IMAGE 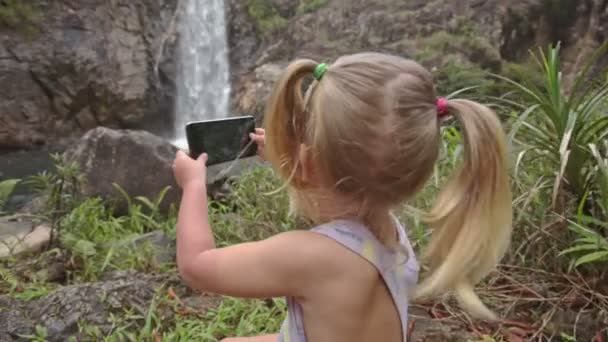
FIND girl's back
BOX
[279,220,418,342]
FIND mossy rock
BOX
[247,0,288,36]
[416,31,502,71]
[0,0,40,37]
[296,0,329,15]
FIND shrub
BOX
[497,43,608,206]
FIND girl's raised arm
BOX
[173,150,339,298]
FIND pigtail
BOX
[264,59,318,186]
[414,99,512,320]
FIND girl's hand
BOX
[249,128,266,160]
[173,150,208,189]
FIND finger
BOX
[198,153,208,165]
[255,128,265,135]
[249,133,264,143]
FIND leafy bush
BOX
[434,58,497,98]
[561,219,608,268]
[415,31,500,98]
[211,167,296,246]
[0,178,19,213]
[24,154,84,246]
[560,143,608,269]
[59,188,176,281]
[498,43,608,206]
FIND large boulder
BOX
[0,271,221,342]
[64,127,261,214]
[0,0,178,150]
[64,128,179,214]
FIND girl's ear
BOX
[299,144,317,185]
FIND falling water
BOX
[173,0,231,149]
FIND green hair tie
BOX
[313,63,328,81]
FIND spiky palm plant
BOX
[497,43,608,207]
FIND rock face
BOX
[0,272,178,342]
[0,0,178,150]
[231,63,284,123]
[2,0,606,149]
[227,0,608,118]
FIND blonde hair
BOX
[263,52,512,320]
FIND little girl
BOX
[173,52,512,342]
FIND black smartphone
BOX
[185,116,257,166]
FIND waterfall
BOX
[173,0,231,149]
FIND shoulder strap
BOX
[312,219,419,342]
[311,220,388,270]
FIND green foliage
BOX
[210,167,296,246]
[200,297,286,339]
[75,290,285,341]
[0,0,40,37]
[416,31,500,97]
[559,144,608,269]
[0,178,19,212]
[560,219,608,268]
[247,0,288,35]
[498,43,608,206]
[24,153,84,246]
[0,266,54,300]
[435,58,496,98]
[59,191,176,282]
[501,61,545,90]
[18,325,48,342]
[296,0,328,15]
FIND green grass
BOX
[0,265,56,301]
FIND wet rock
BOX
[0,0,178,150]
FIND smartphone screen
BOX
[185,116,257,166]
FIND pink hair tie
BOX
[436,97,449,117]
